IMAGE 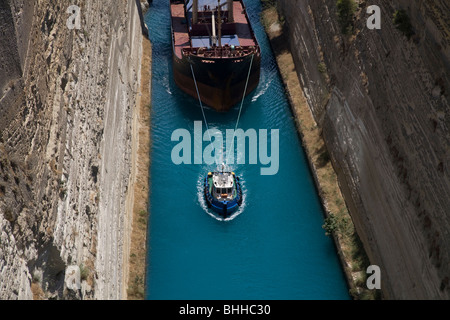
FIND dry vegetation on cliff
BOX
[126,36,152,300]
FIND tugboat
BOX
[204,168,243,217]
[170,0,261,112]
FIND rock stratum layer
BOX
[0,0,144,299]
[277,0,449,299]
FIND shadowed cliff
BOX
[277,0,449,299]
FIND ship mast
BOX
[211,11,216,46]
[193,0,198,24]
[227,0,233,23]
[217,0,222,48]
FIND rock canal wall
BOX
[0,0,146,299]
[277,0,449,299]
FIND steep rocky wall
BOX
[277,0,449,299]
[0,0,34,90]
[0,1,20,93]
[0,0,143,299]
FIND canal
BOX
[145,0,350,299]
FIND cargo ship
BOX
[170,0,261,112]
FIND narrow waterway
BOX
[145,0,350,299]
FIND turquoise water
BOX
[144,0,350,300]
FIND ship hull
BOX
[173,52,260,112]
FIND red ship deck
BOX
[232,1,255,47]
[171,1,257,58]
[171,3,190,58]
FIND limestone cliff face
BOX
[0,0,143,299]
[277,0,449,299]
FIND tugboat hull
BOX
[204,172,243,217]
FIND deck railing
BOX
[182,45,259,58]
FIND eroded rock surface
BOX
[0,0,144,299]
[278,0,449,299]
